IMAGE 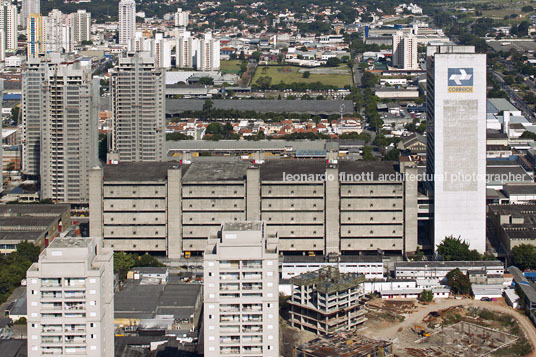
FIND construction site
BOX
[404,321,518,357]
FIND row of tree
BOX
[0,242,41,304]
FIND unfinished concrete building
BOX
[288,267,366,335]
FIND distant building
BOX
[26,13,42,59]
[204,222,279,357]
[289,266,366,335]
[0,3,18,52]
[174,8,189,28]
[26,237,114,356]
[118,0,136,45]
[489,204,536,251]
[21,0,40,28]
[110,52,165,162]
[0,204,71,254]
[392,31,418,70]
[71,9,91,44]
[426,45,487,253]
[395,261,504,281]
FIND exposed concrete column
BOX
[246,166,261,221]
[167,166,182,258]
[403,165,418,254]
[325,164,340,254]
[89,167,103,247]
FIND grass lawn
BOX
[220,60,243,74]
[252,65,352,88]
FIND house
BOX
[397,133,426,154]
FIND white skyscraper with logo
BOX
[426,45,487,252]
[118,0,136,45]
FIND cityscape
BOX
[3,0,536,356]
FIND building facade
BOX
[289,267,366,335]
[0,3,17,51]
[26,237,114,356]
[110,52,165,162]
[426,45,487,252]
[118,0,136,45]
[203,222,279,357]
[174,8,189,28]
[27,13,42,59]
[392,31,418,70]
[22,56,99,202]
[21,0,40,28]
[89,159,418,258]
[198,33,220,71]
[22,54,62,177]
[71,9,91,44]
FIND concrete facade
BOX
[426,46,487,252]
[89,159,419,257]
[203,222,279,357]
[26,237,114,356]
[110,52,165,162]
[118,0,135,46]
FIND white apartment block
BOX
[110,51,165,162]
[198,33,220,71]
[26,237,114,357]
[204,222,279,357]
[71,10,91,44]
[42,10,73,53]
[129,32,171,69]
[426,46,487,252]
[174,8,189,27]
[0,3,17,51]
[118,0,136,45]
[392,31,418,70]
[38,60,99,203]
[176,31,196,69]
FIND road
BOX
[365,298,536,356]
[492,69,536,122]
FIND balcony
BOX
[242,283,262,291]
[242,314,262,322]
[220,315,240,323]
[242,304,262,312]
[42,325,62,333]
[220,336,240,345]
[65,336,86,344]
[242,325,262,333]
[220,347,240,355]
[41,336,63,344]
[242,336,262,344]
[220,305,240,313]
[243,346,263,354]
[65,303,85,311]
[220,283,239,291]
[220,325,240,333]
[241,272,262,280]
[242,261,262,269]
[41,303,62,310]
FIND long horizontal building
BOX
[89,159,418,258]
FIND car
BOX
[480,297,491,302]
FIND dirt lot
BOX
[361,297,536,357]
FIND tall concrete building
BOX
[89,160,418,257]
[204,222,279,357]
[21,0,40,28]
[22,54,63,177]
[0,3,18,51]
[426,45,487,252]
[110,52,165,162]
[42,10,73,53]
[392,30,418,70]
[71,9,91,44]
[27,13,43,59]
[118,0,136,45]
[26,237,114,356]
[174,8,189,27]
[39,60,99,203]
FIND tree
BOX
[16,242,40,263]
[113,252,136,278]
[420,289,434,302]
[302,71,311,79]
[255,76,272,89]
[522,6,534,13]
[521,131,536,140]
[98,133,107,163]
[137,253,165,267]
[437,236,482,261]
[446,268,472,295]
[361,146,377,161]
[166,132,192,141]
[361,72,378,88]
[251,51,261,61]
[199,77,214,85]
[11,106,20,124]
[325,57,341,67]
[512,244,536,271]
[383,148,400,161]
[202,99,214,112]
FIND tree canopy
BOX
[446,268,472,295]
[437,236,482,261]
[512,244,536,271]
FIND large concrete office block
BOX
[26,237,114,356]
[426,46,487,252]
[204,222,279,357]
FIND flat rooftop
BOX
[166,99,355,115]
[48,237,92,249]
[292,266,365,294]
[260,159,326,181]
[167,139,327,152]
[182,161,249,182]
[103,162,180,182]
[0,204,69,216]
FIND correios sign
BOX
[448,68,473,93]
